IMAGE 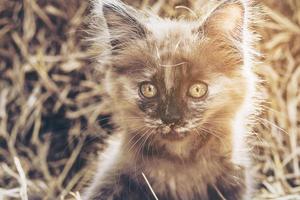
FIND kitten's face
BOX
[136,65,210,140]
[110,36,246,140]
[98,0,249,157]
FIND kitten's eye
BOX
[188,82,208,98]
[139,82,157,98]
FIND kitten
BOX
[83,0,260,199]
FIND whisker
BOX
[256,116,289,135]
[193,126,226,147]
[138,128,153,163]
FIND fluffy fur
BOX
[83,0,261,199]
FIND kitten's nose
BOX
[161,113,181,125]
[161,104,182,125]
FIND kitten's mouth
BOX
[159,125,187,140]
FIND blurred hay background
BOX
[0,0,299,199]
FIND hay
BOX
[253,0,300,199]
[0,0,299,199]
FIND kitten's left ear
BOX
[101,0,147,47]
[202,0,245,41]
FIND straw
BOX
[0,0,299,199]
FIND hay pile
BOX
[0,0,299,199]
[253,0,300,199]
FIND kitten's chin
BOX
[159,127,188,141]
[161,131,187,141]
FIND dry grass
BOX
[0,0,299,199]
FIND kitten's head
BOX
[91,0,258,159]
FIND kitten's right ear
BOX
[202,0,245,41]
[100,0,147,48]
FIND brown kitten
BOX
[83,0,261,199]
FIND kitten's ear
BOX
[202,0,245,40]
[101,0,147,47]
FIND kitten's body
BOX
[84,132,245,200]
[83,0,260,199]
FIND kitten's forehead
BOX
[148,19,198,55]
[146,20,198,92]
[164,66,175,93]
[120,18,243,86]
[161,63,187,93]
[147,19,197,41]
